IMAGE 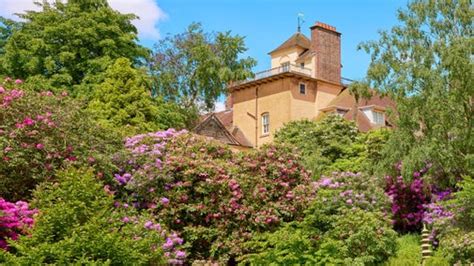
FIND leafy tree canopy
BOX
[87,58,188,136]
[0,0,148,95]
[360,0,473,183]
[149,22,256,111]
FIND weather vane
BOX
[297,13,305,32]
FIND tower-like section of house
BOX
[311,22,341,83]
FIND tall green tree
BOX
[149,22,256,111]
[0,17,20,58]
[87,58,187,136]
[360,0,473,183]
[0,0,148,95]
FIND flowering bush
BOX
[385,163,433,232]
[242,172,396,265]
[113,131,315,263]
[0,198,36,250]
[0,77,122,200]
[0,167,184,265]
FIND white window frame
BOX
[373,110,385,125]
[299,82,306,95]
[262,113,270,135]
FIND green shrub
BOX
[274,116,390,176]
[0,167,184,265]
[242,172,397,265]
[384,234,421,266]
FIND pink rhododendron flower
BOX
[14,79,23,84]
[23,117,35,126]
[35,143,44,149]
[161,197,170,205]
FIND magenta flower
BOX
[23,117,35,126]
[35,143,44,149]
[0,86,5,94]
[175,250,186,259]
[14,79,22,84]
[161,197,170,205]
[144,221,153,229]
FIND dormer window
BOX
[373,111,385,125]
[281,62,290,72]
[299,83,306,95]
[262,113,270,135]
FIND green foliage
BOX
[274,115,388,176]
[360,0,473,183]
[0,0,148,94]
[384,234,421,266]
[149,22,256,111]
[0,78,121,201]
[0,17,20,58]
[431,176,474,264]
[448,175,474,230]
[87,58,188,136]
[242,172,397,265]
[0,167,167,265]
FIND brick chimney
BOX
[310,22,341,83]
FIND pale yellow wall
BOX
[270,47,308,68]
[314,81,343,117]
[232,79,292,147]
[232,78,342,148]
[232,87,257,147]
[290,78,318,120]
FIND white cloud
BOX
[109,0,166,39]
[0,0,41,20]
[214,101,226,112]
[0,0,166,39]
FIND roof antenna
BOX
[297,13,305,33]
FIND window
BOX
[262,113,270,135]
[299,83,306,94]
[281,62,290,72]
[300,63,305,69]
[373,111,385,125]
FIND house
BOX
[194,21,394,148]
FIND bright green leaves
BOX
[149,22,256,111]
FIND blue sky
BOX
[2,0,407,80]
[148,0,408,80]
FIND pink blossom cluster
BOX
[315,172,385,211]
[0,198,37,250]
[0,88,24,108]
[119,215,186,264]
[124,129,187,155]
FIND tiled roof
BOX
[268,32,311,54]
[317,88,396,132]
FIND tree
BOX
[0,0,148,95]
[0,17,19,58]
[87,58,188,136]
[360,0,473,183]
[149,22,256,111]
